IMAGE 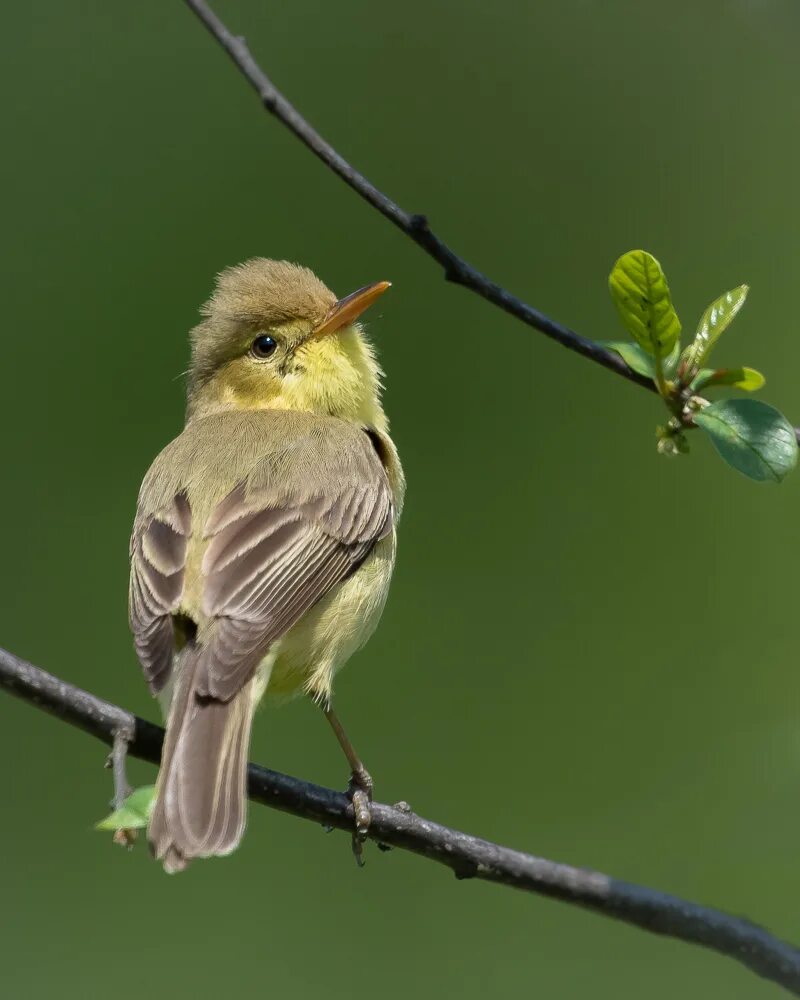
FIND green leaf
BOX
[96,785,156,832]
[603,340,681,379]
[603,340,655,378]
[683,285,748,372]
[608,250,682,357]
[691,366,765,392]
[694,399,797,482]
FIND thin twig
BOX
[109,730,132,810]
[1,645,799,994]
[182,0,653,389]
[181,0,800,443]
[107,729,136,848]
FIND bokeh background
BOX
[2,1,799,997]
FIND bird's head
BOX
[186,258,390,429]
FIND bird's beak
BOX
[311,280,391,340]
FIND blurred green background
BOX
[2,1,800,997]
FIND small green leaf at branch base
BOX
[603,340,681,379]
[694,399,797,482]
[691,367,765,392]
[96,785,156,832]
[682,285,748,374]
[608,250,681,357]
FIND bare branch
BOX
[182,0,655,389]
[2,644,800,994]
[181,0,800,443]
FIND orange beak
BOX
[311,280,391,339]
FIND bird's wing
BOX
[129,415,394,701]
[129,492,192,694]
[196,469,393,701]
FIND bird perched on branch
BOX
[129,259,404,872]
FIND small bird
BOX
[129,259,404,872]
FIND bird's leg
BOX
[323,706,373,866]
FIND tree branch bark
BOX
[181,0,800,443]
[2,644,800,995]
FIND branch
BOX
[183,0,654,389]
[182,0,800,443]
[2,645,800,995]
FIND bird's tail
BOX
[148,646,255,873]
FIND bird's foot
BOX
[347,765,373,867]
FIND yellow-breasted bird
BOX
[129,259,404,872]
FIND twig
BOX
[1,644,799,994]
[107,729,135,848]
[181,0,800,443]
[182,0,653,389]
[109,730,132,809]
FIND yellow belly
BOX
[262,530,396,705]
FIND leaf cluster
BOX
[605,250,797,482]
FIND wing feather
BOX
[129,492,191,693]
[195,474,392,701]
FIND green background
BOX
[2,1,799,997]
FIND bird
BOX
[128,258,404,873]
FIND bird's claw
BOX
[347,766,373,867]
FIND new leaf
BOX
[96,785,156,832]
[608,250,681,357]
[691,367,765,392]
[603,341,681,379]
[681,285,748,375]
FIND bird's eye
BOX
[251,334,278,359]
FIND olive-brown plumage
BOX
[129,260,403,872]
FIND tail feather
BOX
[149,647,255,873]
